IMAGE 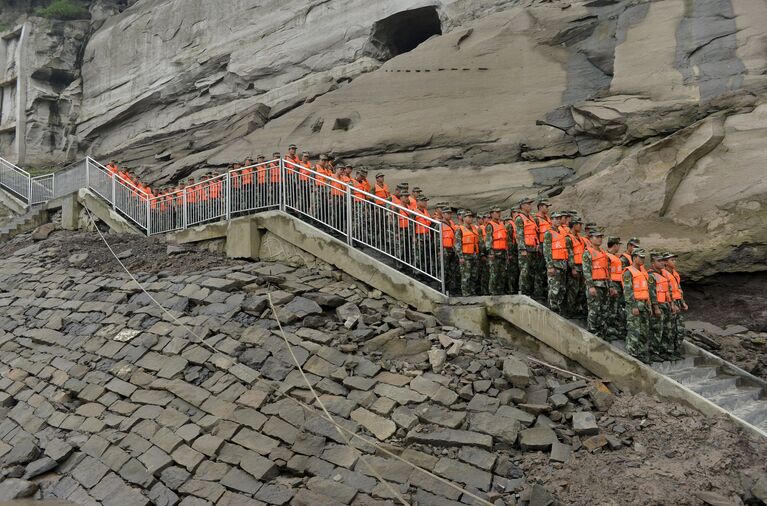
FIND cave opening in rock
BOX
[366,6,442,61]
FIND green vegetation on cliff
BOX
[35,0,90,19]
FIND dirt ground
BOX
[523,393,767,506]
[0,228,244,275]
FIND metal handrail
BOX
[0,154,447,293]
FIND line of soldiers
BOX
[442,199,689,363]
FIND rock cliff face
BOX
[6,0,767,278]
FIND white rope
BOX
[267,294,411,506]
[83,207,494,505]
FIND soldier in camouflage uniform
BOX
[605,236,624,341]
[565,217,587,318]
[620,237,641,270]
[437,206,460,296]
[485,207,509,295]
[506,206,520,295]
[543,212,567,313]
[582,230,609,338]
[476,214,490,295]
[454,211,481,296]
[648,252,673,361]
[623,249,651,363]
[515,198,538,296]
[664,252,687,360]
[534,200,552,300]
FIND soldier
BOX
[439,206,460,295]
[414,195,433,273]
[648,252,673,361]
[605,236,625,341]
[534,199,552,299]
[582,230,609,338]
[623,249,651,363]
[454,211,481,296]
[285,144,300,164]
[565,217,587,318]
[543,212,568,313]
[664,252,687,360]
[485,206,509,295]
[477,213,490,295]
[515,198,539,296]
[506,206,520,295]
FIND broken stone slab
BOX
[582,434,608,452]
[350,408,396,441]
[549,441,572,463]
[503,356,530,387]
[469,412,521,445]
[572,411,599,436]
[433,457,493,491]
[427,348,447,372]
[518,427,558,451]
[405,428,493,449]
[415,404,467,429]
[0,478,38,500]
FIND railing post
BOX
[85,159,90,188]
[346,185,353,245]
[27,177,32,206]
[439,225,446,294]
[225,173,231,221]
[146,197,151,235]
[51,175,56,200]
[279,159,286,212]
[111,174,116,209]
[182,191,188,229]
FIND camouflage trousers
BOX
[444,249,461,296]
[507,246,519,294]
[459,255,480,296]
[650,303,673,359]
[566,267,586,317]
[533,249,548,299]
[518,250,536,295]
[669,302,685,356]
[547,267,567,314]
[605,285,624,342]
[479,255,490,295]
[586,285,609,338]
[488,251,508,295]
[626,302,650,363]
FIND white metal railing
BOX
[0,155,446,292]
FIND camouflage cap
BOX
[537,199,551,207]
[633,248,647,258]
[627,237,641,246]
[302,152,310,157]
[650,250,666,260]
[663,251,677,259]
[400,182,409,189]
[376,173,385,178]
[519,197,534,205]
[607,236,622,244]
[319,154,329,160]
[571,217,583,225]
[567,210,579,216]
[288,143,297,149]
[550,211,563,218]
[412,186,422,192]
[463,210,474,217]
[441,206,452,212]
[400,190,410,196]
[360,168,368,174]
[490,206,502,213]
[416,195,429,202]
[589,229,605,237]
[257,154,266,159]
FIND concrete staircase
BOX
[652,356,767,433]
[0,205,49,241]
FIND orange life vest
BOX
[489,221,508,251]
[299,161,312,182]
[415,209,431,235]
[621,252,632,266]
[536,214,551,243]
[550,229,568,261]
[391,196,409,229]
[352,180,367,202]
[330,174,347,197]
[375,183,390,200]
[242,167,253,185]
[587,246,609,281]
[651,271,670,304]
[663,269,682,301]
[607,252,623,282]
[627,266,650,301]
[460,225,480,255]
[442,221,455,248]
[314,164,328,186]
[571,234,585,265]
[270,162,281,183]
[519,213,539,247]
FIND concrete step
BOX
[731,401,767,428]
[709,386,763,411]
[687,376,739,398]
[667,366,718,385]
[651,356,696,374]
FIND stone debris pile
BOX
[0,237,656,506]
